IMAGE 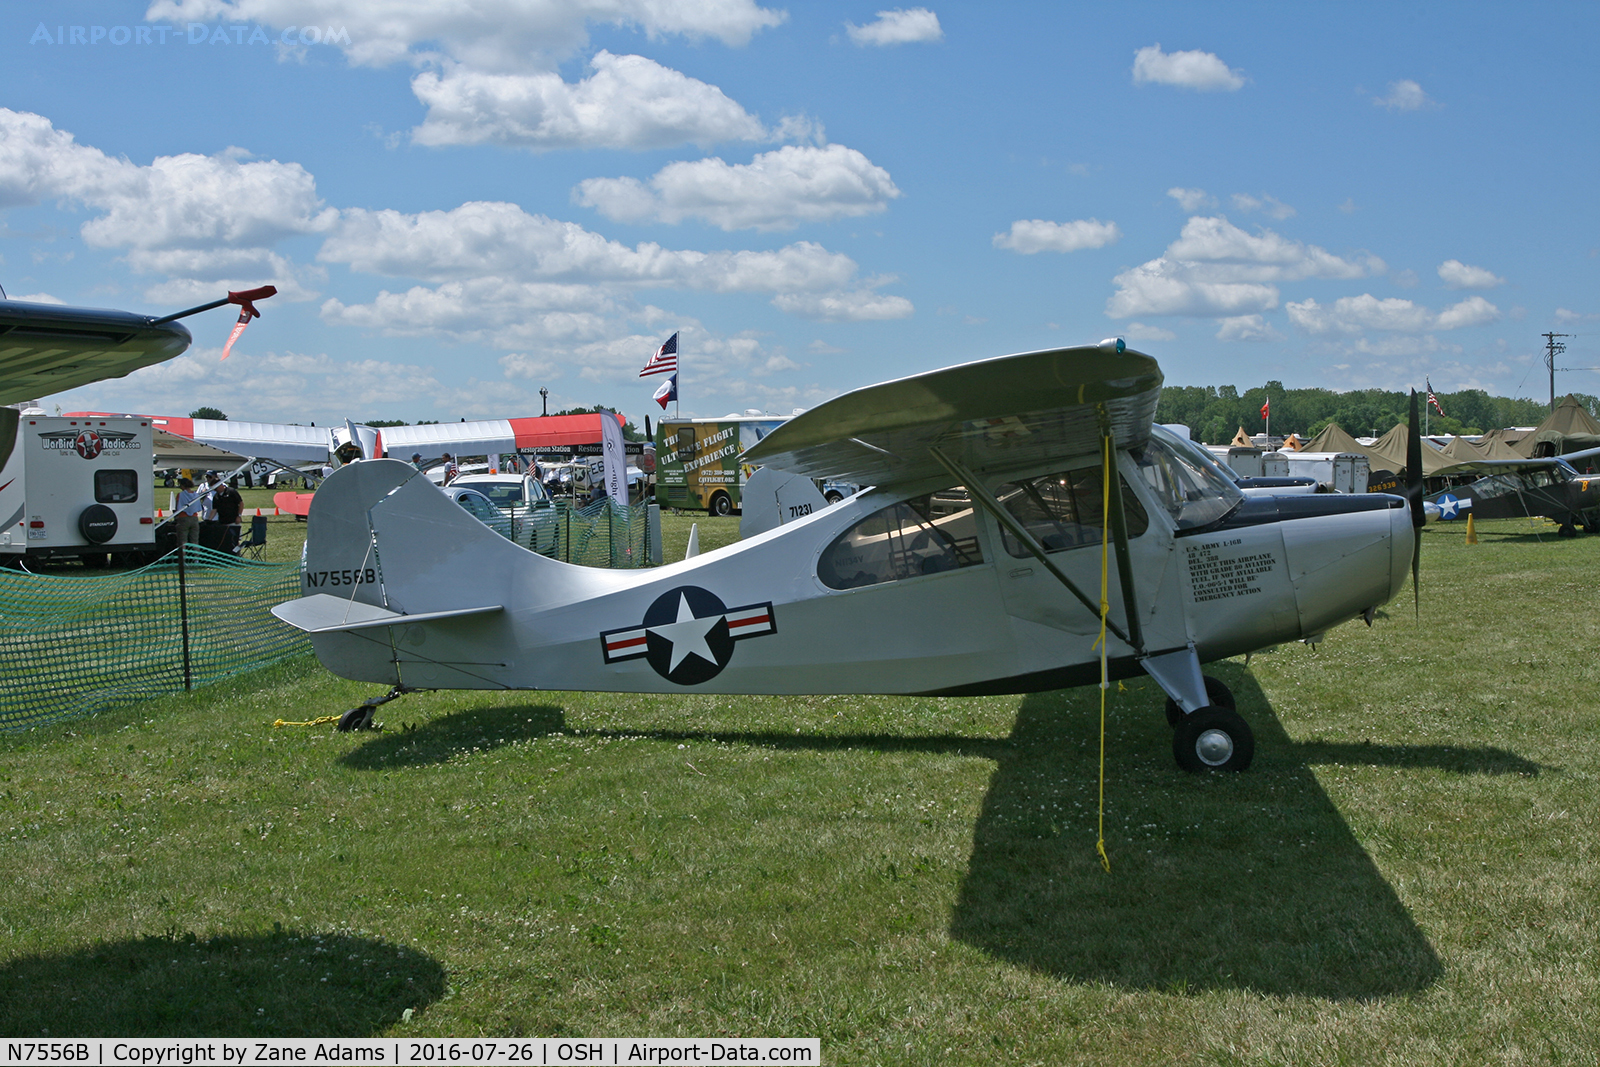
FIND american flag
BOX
[1426,379,1445,416]
[640,332,678,377]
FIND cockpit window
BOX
[993,466,1148,558]
[1134,426,1244,530]
[818,490,984,590]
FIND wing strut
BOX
[1099,424,1145,654]
[927,445,1136,649]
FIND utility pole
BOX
[1544,332,1570,411]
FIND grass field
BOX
[2,514,1597,1063]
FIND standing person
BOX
[441,452,459,485]
[212,475,244,553]
[173,477,202,545]
[412,452,426,471]
[200,472,221,522]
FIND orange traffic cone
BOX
[1465,513,1478,544]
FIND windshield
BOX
[1133,426,1244,530]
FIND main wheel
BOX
[1172,707,1254,773]
[1164,675,1235,727]
[708,492,732,517]
[824,490,844,504]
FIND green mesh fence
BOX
[0,501,652,730]
[0,546,309,731]
[555,497,650,568]
[506,498,651,567]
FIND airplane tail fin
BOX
[279,458,633,688]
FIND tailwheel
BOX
[337,706,376,732]
[1164,675,1235,728]
[1172,707,1254,773]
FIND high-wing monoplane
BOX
[273,342,1421,772]
[1429,447,1600,535]
[0,287,275,467]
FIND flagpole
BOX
[676,330,681,419]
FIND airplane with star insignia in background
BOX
[272,339,1427,773]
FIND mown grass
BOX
[1,515,1596,1063]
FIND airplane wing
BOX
[742,342,1162,486]
[65,410,630,464]
[0,299,192,404]
[380,412,628,457]
[1432,444,1600,477]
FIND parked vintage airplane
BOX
[273,341,1422,772]
[0,286,275,467]
[1429,446,1600,535]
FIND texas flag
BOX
[653,373,677,409]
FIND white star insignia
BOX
[646,592,721,672]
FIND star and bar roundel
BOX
[600,585,776,686]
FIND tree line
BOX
[1154,383,1600,445]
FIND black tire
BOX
[1164,675,1235,727]
[337,707,373,732]
[825,491,844,504]
[1172,707,1254,773]
[709,492,732,517]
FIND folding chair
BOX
[237,514,268,559]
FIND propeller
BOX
[1406,389,1424,616]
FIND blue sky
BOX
[1,1,1595,426]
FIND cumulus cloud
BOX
[318,200,911,330]
[992,218,1121,254]
[1167,187,1214,212]
[1132,44,1245,91]
[145,0,787,71]
[1286,294,1499,335]
[845,8,943,46]
[1437,259,1504,290]
[1107,216,1379,318]
[411,52,768,150]
[1373,79,1435,111]
[575,144,900,231]
[770,286,914,322]
[319,201,865,293]
[49,344,475,423]
[1555,307,1600,324]
[0,108,333,298]
[147,2,787,153]
[1123,322,1177,342]
[1230,192,1295,220]
[1215,314,1283,342]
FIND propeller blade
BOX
[1408,389,1423,616]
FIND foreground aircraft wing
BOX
[0,299,192,404]
[743,342,1162,486]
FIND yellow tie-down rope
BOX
[273,715,342,728]
[1090,432,1113,873]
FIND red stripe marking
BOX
[607,634,648,652]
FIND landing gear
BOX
[1164,674,1234,727]
[337,706,376,732]
[1172,707,1254,773]
[335,685,413,732]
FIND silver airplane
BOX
[273,341,1420,772]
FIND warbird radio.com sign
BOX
[38,428,142,460]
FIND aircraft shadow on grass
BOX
[337,669,1541,1001]
[0,929,445,1037]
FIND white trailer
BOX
[0,414,156,564]
[1282,451,1370,494]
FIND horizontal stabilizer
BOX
[271,593,502,634]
